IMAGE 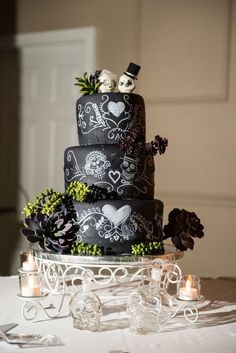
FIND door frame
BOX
[15,27,96,71]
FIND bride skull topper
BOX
[98,69,117,93]
[118,63,141,93]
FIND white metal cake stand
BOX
[32,244,184,295]
[19,245,201,324]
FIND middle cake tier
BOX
[64,145,155,199]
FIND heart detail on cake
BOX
[102,204,131,227]
[107,101,125,117]
[81,225,89,232]
[108,170,121,184]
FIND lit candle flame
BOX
[186,279,191,289]
[28,253,34,263]
[186,275,193,289]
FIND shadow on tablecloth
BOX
[99,297,236,333]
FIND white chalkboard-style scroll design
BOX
[65,149,113,183]
[118,154,154,197]
[77,94,144,142]
[65,149,86,181]
[65,150,111,182]
[84,151,111,179]
[65,150,153,197]
[77,204,154,243]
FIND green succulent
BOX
[131,241,164,256]
[74,71,101,95]
[70,241,103,256]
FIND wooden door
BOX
[16,28,96,212]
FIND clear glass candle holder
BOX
[177,275,201,301]
[20,251,32,267]
[18,269,42,298]
[20,251,38,272]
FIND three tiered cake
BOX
[64,91,164,255]
[20,63,204,256]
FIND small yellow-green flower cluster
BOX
[41,191,63,215]
[131,241,164,256]
[70,241,103,256]
[66,181,90,202]
[22,188,63,217]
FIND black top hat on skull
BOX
[124,63,141,80]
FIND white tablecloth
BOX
[0,276,235,353]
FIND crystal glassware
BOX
[20,251,32,267]
[177,274,201,301]
[127,260,172,334]
[69,270,102,332]
[18,269,42,297]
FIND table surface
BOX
[0,276,235,353]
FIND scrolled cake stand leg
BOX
[20,292,67,321]
[171,302,199,323]
[162,263,182,290]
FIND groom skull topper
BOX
[118,63,141,93]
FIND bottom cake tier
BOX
[73,199,164,255]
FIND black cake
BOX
[64,92,164,255]
[21,66,204,256]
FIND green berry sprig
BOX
[74,71,101,95]
[66,181,120,203]
[22,188,63,217]
[131,241,164,256]
[70,241,103,256]
[66,181,90,202]
[23,181,119,219]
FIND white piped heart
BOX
[108,170,121,184]
[102,204,131,227]
[108,101,125,117]
[82,225,89,232]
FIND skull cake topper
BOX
[118,63,141,93]
[98,69,117,93]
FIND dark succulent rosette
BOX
[21,204,79,254]
[20,182,120,253]
[163,208,204,251]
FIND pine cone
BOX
[163,208,204,251]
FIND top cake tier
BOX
[76,93,145,146]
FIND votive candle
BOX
[22,253,38,272]
[19,271,41,297]
[177,275,200,301]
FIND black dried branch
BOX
[118,127,168,157]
